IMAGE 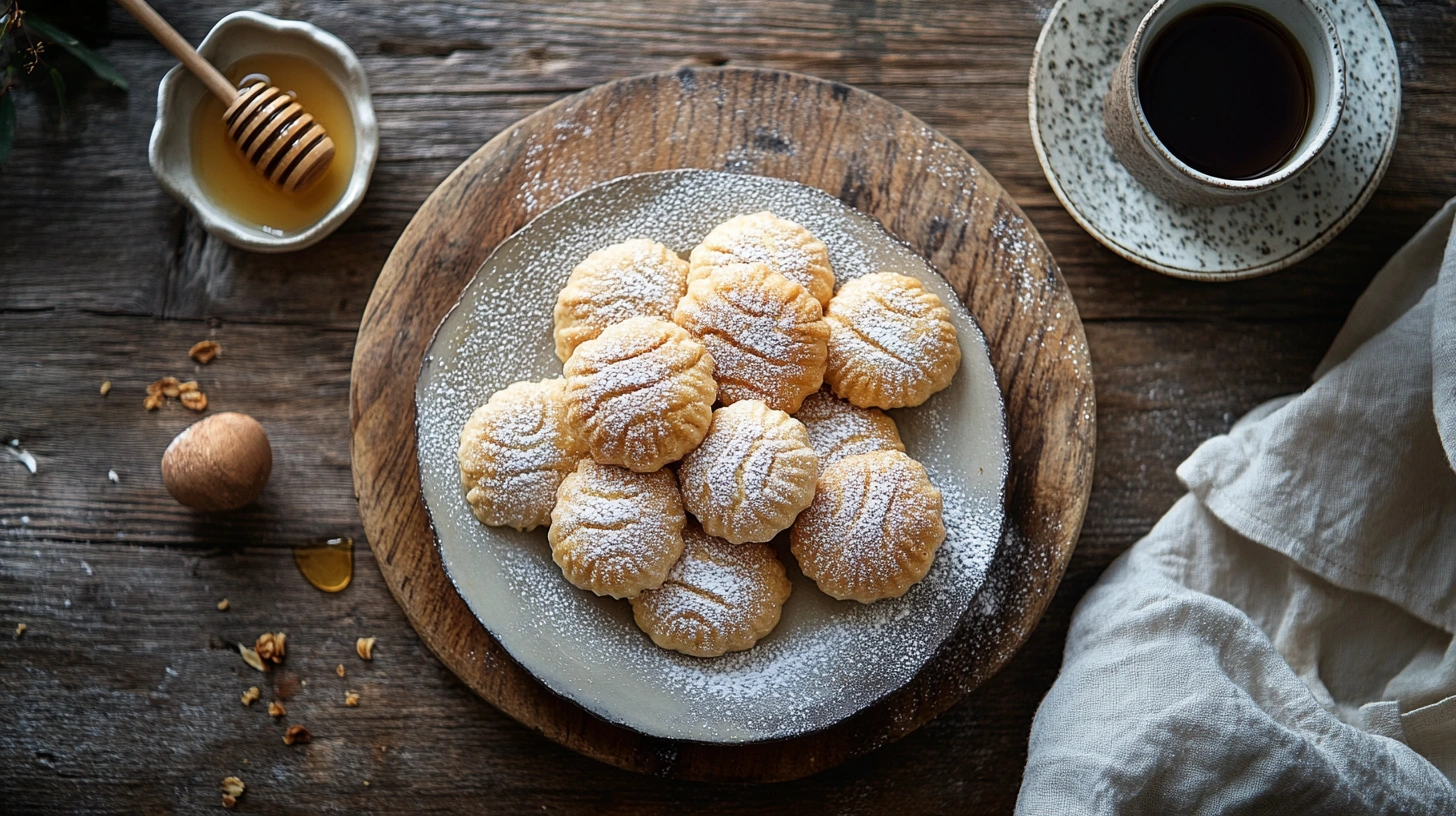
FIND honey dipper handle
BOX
[114,0,239,103]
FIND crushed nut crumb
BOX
[356,637,376,660]
[345,692,359,707]
[180,390,208,412]
[100,380,111,396]
[217,599,229,611]
[178,380,199,393]
[191,340,221,364]
[282,724,311,745]
[144,393,164,411]
[336,664,345,678]
[240,644,268,672]
[255,632,286,664]
[15,623,27,637]
[268,700,286,718]
[241,686,260,706]
[221,777,244,796]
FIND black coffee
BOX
[1138,5,1313,180]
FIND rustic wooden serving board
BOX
[350,67,1095,782]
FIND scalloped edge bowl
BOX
[149,11,378,253]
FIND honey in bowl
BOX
[191,54,355,235]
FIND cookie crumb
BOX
[282,725,310,745]
[217,599,229,611]
[268,700,286,718]
[336,664,345,678]
[345,692,359,707]
[241,686,260,706]
[356,637,376,660]
[191,340,221,364]
[100,380,111,396]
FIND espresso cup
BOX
[1102,0,1346,207]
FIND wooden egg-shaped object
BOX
[162,412,273,512]
[224,81,337,192]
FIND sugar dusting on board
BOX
[416,170,1011,742]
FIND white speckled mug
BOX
[1102,0,1345,207]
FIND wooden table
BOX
[2,1,1452,812]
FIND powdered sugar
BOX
[416,170,1008,742]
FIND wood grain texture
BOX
[351,67,1095,781]
[3,0,1454,810]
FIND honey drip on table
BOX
[191,54,355,234]
[294,536,354,592]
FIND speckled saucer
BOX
[415,170,1009,744]
[1030,0,1400,280]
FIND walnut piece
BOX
[336,664,346,678]
[158,377,182,398]
[180,390,208,412]
[190,340,221,364]
[240,686,260,706]
[221,777,244,796]
[268,700,286,718]
[239,644,268,672]
[217,599,229,611]
[255,632,286,664]
[283,724,311,745]
[179,380,199,393]
[144,393,164,411]
[345,692,360,707]
[222,795,237,809]
[356,637,376,660]
[100,380,111,396]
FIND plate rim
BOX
[413,168,1012,745]
[1027,0,1401,281]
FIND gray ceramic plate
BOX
[1030,0,1400,280]
[415,170,1009,743]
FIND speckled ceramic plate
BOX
[414,170,1009,744]
[1030,0,1400,280]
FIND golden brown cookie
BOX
[563,316,717,472]
[631,523,792,657]
[790,450,945,603]
[553,239,690,362]
[793,388,905,468]
[689,212,835,308]
[457,377,585,531]
[677,400,819,545]
[673,262,829,413]
[824,272,961,409]
[548,459,686,599]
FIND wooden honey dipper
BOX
[117,0,336,192]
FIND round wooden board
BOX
[350,67,1095,782]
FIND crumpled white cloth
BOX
[1017,198,1456,815]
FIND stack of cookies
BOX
[457,213,962,658]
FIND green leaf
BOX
[0,93,15,166]
[49,67,65,109]
[23,15,128,91]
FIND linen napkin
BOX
[1017,199,1456,814]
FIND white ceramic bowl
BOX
[149,11,378,252]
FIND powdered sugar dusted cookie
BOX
[553,239,690,362]
[689,211,835,308]
[631,523,792,657]
[548,459,686,599]
[791,450,945,603]
[673,262,828,413]
[564,316,717,472]
[457,377,585,531]
[824,272,961,409]
[677,400,819,545]
[793,388,905,468]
